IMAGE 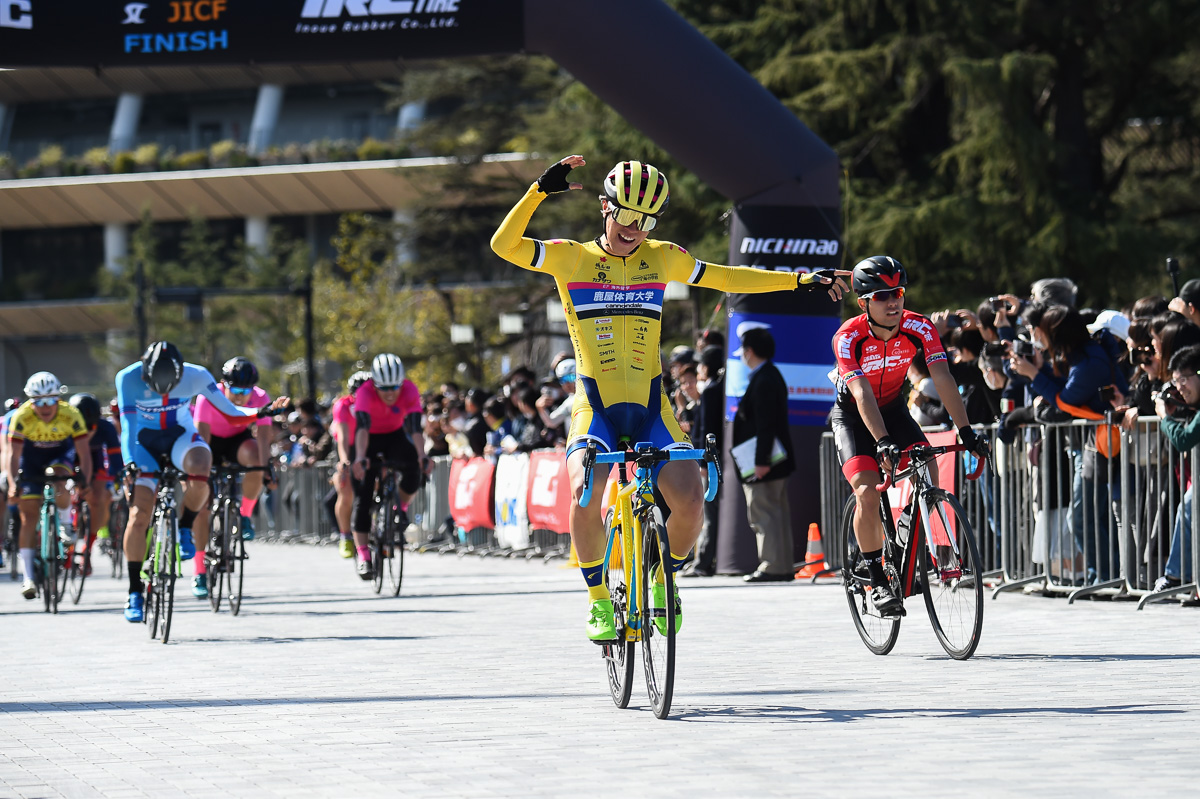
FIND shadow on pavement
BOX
[968,653,1200,662]
[0,692,590,713]
[673,703,1185,723]
[188,634,428,645]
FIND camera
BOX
[1153,386,1193,418]
[1013,339,1035,359]
[944,314,963,330]
[989,297,1006,314]
[982,341,1007,358]
[1130,346,1155,367]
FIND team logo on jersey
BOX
[595,318,612,324]
[596,333,613,341]
[837,331,859,359]
[902,316,935,341]
[639,260,650,270]
[860,354,885,373]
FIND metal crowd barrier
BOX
[821,416,1200,609]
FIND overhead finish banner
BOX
[0,1,523,66]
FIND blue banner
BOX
[725,311,841,427]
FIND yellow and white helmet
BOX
[603,160,670,216]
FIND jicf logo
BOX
[0,0,32,30]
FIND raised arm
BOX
[490,155,584,276]
[663,246,848,300]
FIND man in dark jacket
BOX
[731,327,795,582]
[682,346,725,577]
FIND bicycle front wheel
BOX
[640,508,676,720]
[919,489,984,660]
[158,517,178,643]
[601,507,634,709]
[68,503,91,605]
[371,505,385,595]
[205,502,225,613]
[382,503,403,597]
[228,507,245,616]
[109,500,127,579]
[841,495,901,656]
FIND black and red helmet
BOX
[852,255,908,296]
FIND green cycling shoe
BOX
[651,581,682,635]
[586,598,618,642]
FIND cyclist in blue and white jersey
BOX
[115,341,288,623]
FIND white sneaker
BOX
[20,579,36,599]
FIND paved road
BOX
[0,543,1197,798]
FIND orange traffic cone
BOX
[796,523,832,579]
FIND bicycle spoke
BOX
[842,495,901,655]
[640,509,675,719]
[601,507,634,709]
[921,490,984,660]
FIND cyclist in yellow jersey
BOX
[491,154,849,640]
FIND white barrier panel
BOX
[494,453,530,549]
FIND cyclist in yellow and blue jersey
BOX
[4,372,92,600]
[491,154,849,641]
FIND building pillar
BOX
[248,84,284,155]
[396,100,425,133]
[0,103,12,153]
[246,216,269,254]
[104,223,129,274]
[109,93,143,153]
[392,209,415,266]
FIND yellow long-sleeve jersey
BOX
[491,183,804,408]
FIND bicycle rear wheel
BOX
[370,502,385,595]
[601,507,634,709]
[919,489,984,660]
[841,495,901,656]
[147,530,161,639]
[109,499,127,579]
[382,502,403,597]
[67,503,91,605]
[205,502,225,613]
[640,508,676,720]
[228,506,245,616]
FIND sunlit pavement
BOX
[1,543,1197,797]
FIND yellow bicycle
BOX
[579,435,721,719]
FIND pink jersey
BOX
[353,378,421,435]
[193,384,272,439]
[330,395,355,443]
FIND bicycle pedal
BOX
[592,637,619,646]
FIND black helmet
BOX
[221,356,259,389]
[69,393,102,430]
[851,255,908,296]
[141,341,184,395]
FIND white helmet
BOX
[371,353,405,387]
[24,371,62,398]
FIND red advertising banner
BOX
[886,430,958,546]
[448,457,495,531]
[525,451,571,535]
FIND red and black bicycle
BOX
[841,443,987,660]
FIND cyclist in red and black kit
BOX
[830,256,989,615]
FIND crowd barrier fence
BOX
[820,417,1200,609]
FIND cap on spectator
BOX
[668,346,695,365]
[287,411,302,424]
[916,377,939,400]
[1086,309,1130,341]
[1179,279,1200,308]
[554,359,576,383]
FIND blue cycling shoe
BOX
[240,515,255,541]
[177,528,195,561]
[124,592,144,623]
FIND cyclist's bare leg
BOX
[193,500,212,550]
[180,447,212,515]
[333,464,353,533]
[656,460,704,560]
[123,485,155,562]
[87,482,111,537]
[16,496,40,549]
[566,448,608,563]
[849,470,885,552]
[236,438,263,503]
[51,464,72,509]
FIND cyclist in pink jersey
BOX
[190,357,275,599]
[328,370,370,559]
[349,354,425,580]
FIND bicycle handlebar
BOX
[579,434,722,508]
[874,443,987,492]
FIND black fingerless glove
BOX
[536,162,574,194]
[959,425,990,459]
[875,436,899,466]
[797,269,836,289]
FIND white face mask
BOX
[449,417,466,432]
[696,379,709,393]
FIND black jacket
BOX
[731,361,794,483]
[696,375,725,450]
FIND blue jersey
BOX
[89,418,124,475]
[115,362,256,466]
